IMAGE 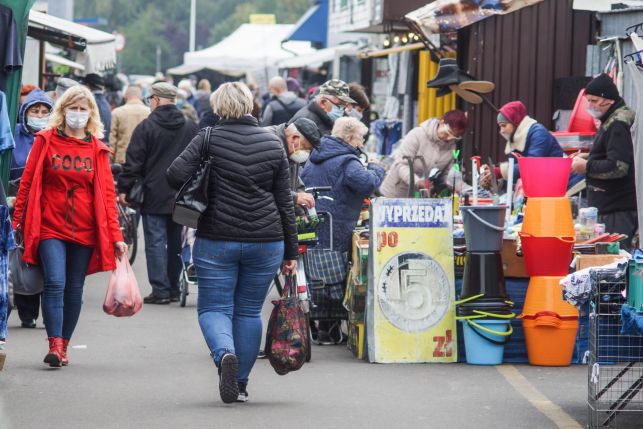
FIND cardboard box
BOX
[576,254,624,271]
[348,321,365,360]
[501,239,529,279]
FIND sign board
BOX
[367,198,457,363]
[249,14,276,25]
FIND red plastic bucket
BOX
[519,233,575,276]
[514,154,572,197]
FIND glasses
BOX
[323,96,345,109]
[145,95,156,104]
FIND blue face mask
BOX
[176,100,185,109]
[27,115,49,131]
[327,104,344,121]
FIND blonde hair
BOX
[209,82,253,119]
[48,85,104,139]
[332,117,368,143]
[198,79,211,92]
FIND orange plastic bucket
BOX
[522,314,579,366]
[514,154,572,198]
[522,197,574,237]
[519,234,574,276]
[521,276,579,317]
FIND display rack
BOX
[587,266,643,428]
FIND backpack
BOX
[265,275,309,375]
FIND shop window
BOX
[340,0,348,10]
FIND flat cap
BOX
[318,79,356,104]
[292,117,321,149]
[150,82,178,100]
[55,77,79,93]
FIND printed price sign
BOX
[367,198,456,363]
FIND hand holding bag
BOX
[172,127,213,228]
[103,255,143,317]
[264,275,309,375]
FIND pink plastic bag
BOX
[103,256,143,317]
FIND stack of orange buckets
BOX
[515,154,579,366]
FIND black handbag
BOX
[127,180,144,209]
[172,127,213,229]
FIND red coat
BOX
[13,129,124,275]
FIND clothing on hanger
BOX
[0,91,15,153]
[0,5,23,92]
[372,119,403,156]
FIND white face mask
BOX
[65,110,90,129]
[27,115,49,131]
[290,149,311,164]
[500,131,512,142]
[586,106,603,119]
[348,109,363,120]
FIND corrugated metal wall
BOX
[417,51,457,123]
[457,0,596,166]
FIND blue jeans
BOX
[142,214,182,298]
[38,239,93,339]
[194,238,284,385]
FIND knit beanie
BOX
[585,73,619,101]
[498,101,527,126]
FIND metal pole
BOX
[156,45,162,74]
[189,0,196,52]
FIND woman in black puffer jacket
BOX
[167,82,297,404]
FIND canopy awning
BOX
[45,52,85,71]
[276,43,358,69]
[406,0,544,38]
[28,10,116,72]
[166,63,244,77]
[283,0,328,48]
[170,24,313,77]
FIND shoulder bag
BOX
[172,127,214,229]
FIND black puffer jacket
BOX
[167,116,298,260]
[118,104,198,214]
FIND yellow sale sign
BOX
[367,198,456,363]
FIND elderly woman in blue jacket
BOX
[481,100,564,186]
[301,117,385,254]
[11,89,53,181]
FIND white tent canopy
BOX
[28,10,116,73]
[276,43,358,69]
[169,24,313,81]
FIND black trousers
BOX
[599,210,639,252]
[14,293,41,322]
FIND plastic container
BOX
[522,314,579,366]
[628,259,643,312]
[460,252,507,300]
[460,206,507,252]
[461,319,512,365]
[522,197,574,237]
[521,276,579,317]
[514,154,572,198]
[519,233,574,276]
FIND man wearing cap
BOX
[82,73,112,143]
[290,79,356,136]
[571,73,638,251]
[265,117,321,212]
[118,82,199,304]
[51,77,79,101]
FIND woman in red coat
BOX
[12,85,127,368]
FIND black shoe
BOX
[143,294,170,305]
[218,353,239,404]
[237,383,248,403]
[169,296,180,303]
[21,319,37,329]
[257,350,267,359]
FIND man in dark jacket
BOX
[82,73,112,144]
[118,82,199,304]
[571,73,638,251]
[290,79,356,136]
[265,117,321,211]
[261,77,306,126]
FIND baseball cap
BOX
[318,79,356,104]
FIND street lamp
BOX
[189,0,196,52]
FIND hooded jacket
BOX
[261,92,306,126]
[117,104,199,214]
[12,129,123,275]
[290,99,334,136]
[11,89,53,180]
[586,98,637,214]
[301,135,385,253]
[167,116,298,260]
[379,118,455,198]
